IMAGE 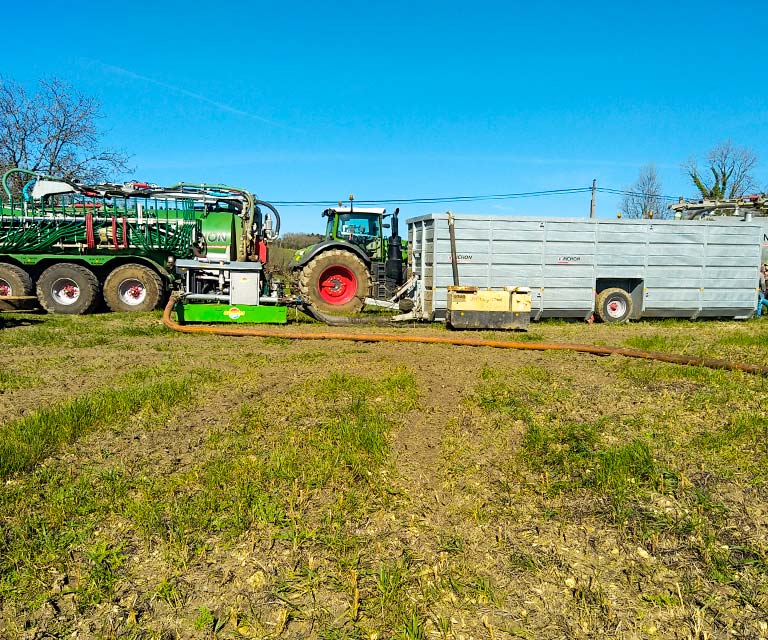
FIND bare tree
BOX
[685,140,758,200]
[621,164,669,219]
[0,77,131,194]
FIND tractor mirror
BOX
[382,224,390,229]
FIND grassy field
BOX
[1,311,767,639]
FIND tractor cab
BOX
[293,203,407,315]
[323,207,387,260]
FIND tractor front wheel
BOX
[299,250,371,314]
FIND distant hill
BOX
[274,232,324,250]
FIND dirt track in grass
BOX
[1,311,768,639]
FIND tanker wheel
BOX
[299,249,371,314]
[37,263,100,315]
[0,263,33,297]
[103,264,163,312]
[595,287,633,323]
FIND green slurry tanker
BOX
[0,168,281,315]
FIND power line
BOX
[270,185,681,207]
[270,187,593,207]
[597,187,679,201]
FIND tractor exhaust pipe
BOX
[386,207,404,284]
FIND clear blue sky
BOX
[4,0,766,233]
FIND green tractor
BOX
[293,204,408,314]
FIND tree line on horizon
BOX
[0,76,764,221]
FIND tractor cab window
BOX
[337,214,380,243]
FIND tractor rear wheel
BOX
[299,249,371,314]
[104,264,163,312]
[37,263,100,314]
[0,263,33,297]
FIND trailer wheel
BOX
[37,264,100,315]
[0,263,33,297]
[299,249,371,314]
[103,264,163,312]
[596,287,633,323]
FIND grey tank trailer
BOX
[406,213,763,322]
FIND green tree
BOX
[685,140,758,200]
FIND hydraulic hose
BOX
[2,168,51,199]
[22,180,35,202]
[301,304,400,326]
[162,296,768,376]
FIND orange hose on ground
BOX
[162,297,768,376]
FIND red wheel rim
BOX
[318,265,357,305]
[606,298,627,318]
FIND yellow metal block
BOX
[508,287,532,313]
[446,286,532,331]
[447,286,510,312]
[447,286,532,313]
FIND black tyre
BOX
[595,287,633,323]
[103,264,163,312]
[299,249,371,314]
[37,263,100,315]
[0,263,33,297]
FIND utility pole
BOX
[589,179,597,218]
